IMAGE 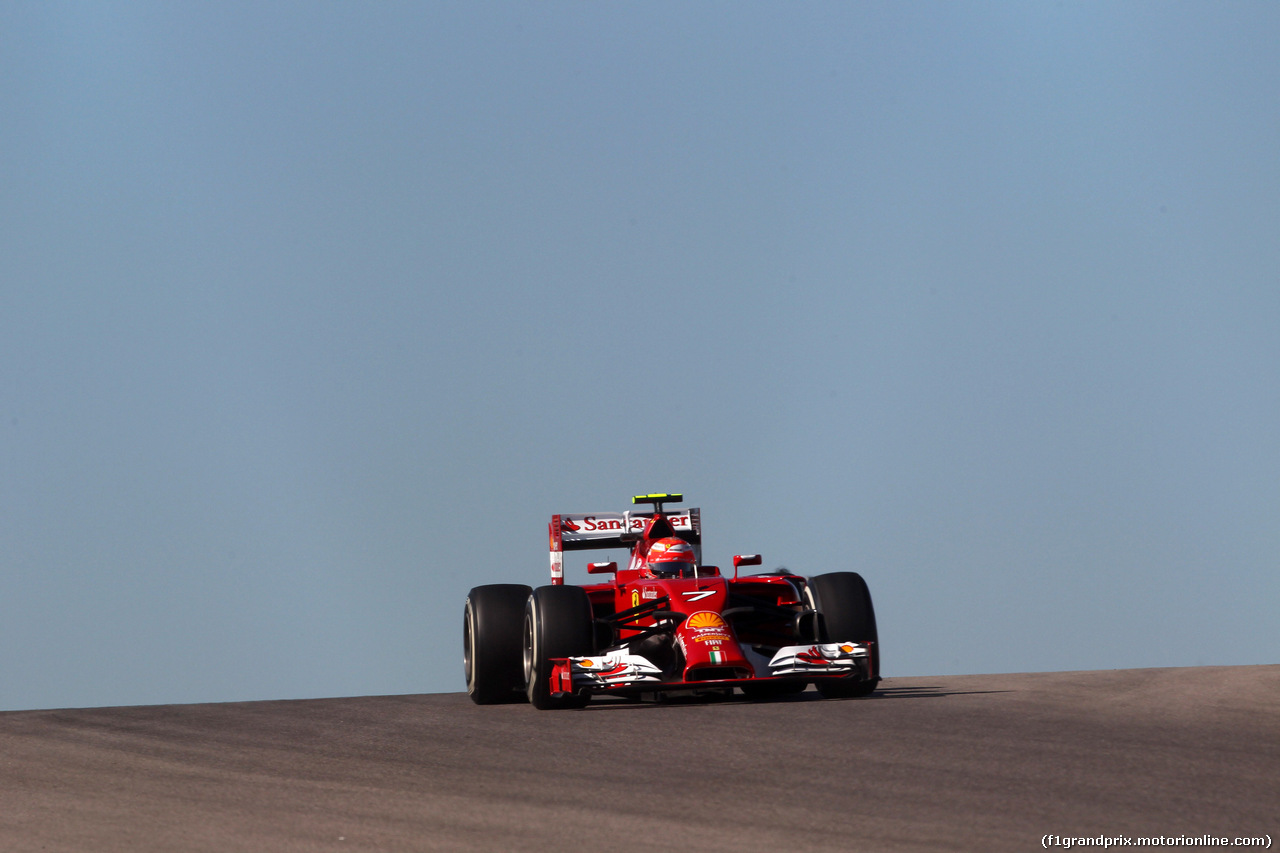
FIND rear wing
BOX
[548,508,701,584]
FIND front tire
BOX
[807,572,880,698]
[524,585,594,710]
[464,584,532,704]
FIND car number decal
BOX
[683,590,715,601]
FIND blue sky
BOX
[3,2,1277,710]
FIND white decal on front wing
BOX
[568,654,663,686]
[768,642,868,675]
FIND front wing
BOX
[550,642,873,697]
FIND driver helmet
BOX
[644,537,697,579]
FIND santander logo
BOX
[584,517,628,531]
[562,514,692,533]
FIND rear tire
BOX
[464,584,532,704]
[807,572,880,698]
[524,585,594,710]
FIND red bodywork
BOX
[545,502,871,699]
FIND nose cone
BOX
[676,610,753,681]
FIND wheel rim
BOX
[463,602,475,690]
[522,602,536,689]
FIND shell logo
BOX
[687,612,727,630]
[839,644,855,654]
[580,660,595,668]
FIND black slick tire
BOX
[464,584,532,704]
[524,585,594,710]
[807,572,880,698]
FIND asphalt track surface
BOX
[2,666,1276,852]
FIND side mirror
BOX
[587,561,618,575]
[732,554,761,579]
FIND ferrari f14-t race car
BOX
[463,494,880,709]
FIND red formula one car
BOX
[463,494,880,709]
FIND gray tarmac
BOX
[2,665,1276,852]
